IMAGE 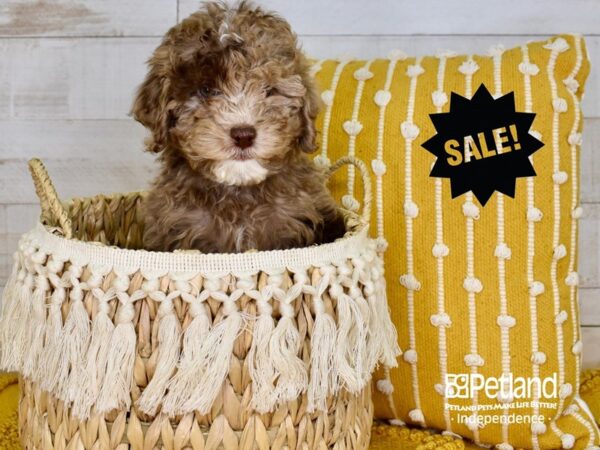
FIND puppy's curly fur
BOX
[133,1,345,253]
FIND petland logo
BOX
[445,373,558,400]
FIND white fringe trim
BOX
[0,261,34,372]
[22,272,49,378]
[96,289,145,413]
[247,282,277,413]
[0,226,398,419]
[137,290,182,416]
[162,287,245,416]
[307,271,337,412]
[60,270,92,405]
[269,277,307,406]
[72,288,116,418]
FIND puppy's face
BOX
[133,2,320,186]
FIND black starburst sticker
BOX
[422,84,544,205]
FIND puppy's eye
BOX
[265,87,278,97]
[197,86,221,98]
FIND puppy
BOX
[133,1,345,253]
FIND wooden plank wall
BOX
[0,0,599,367]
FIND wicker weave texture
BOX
[1,157,397,450]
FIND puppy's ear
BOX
[298,76,321,153]
[131,54,174,153]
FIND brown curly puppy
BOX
[133,1,345,253]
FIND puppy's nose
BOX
[230,126,256,149]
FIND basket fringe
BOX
[71,288,116,419]
[333,288,369,393]
[307,272,337,412]
[0,271,33,372]
[355,293,372,381]
[59,285,91,404]
[160,292,211,416]
[0,262,21,370]
[22,275,49,379]
[373,276,401,368]
[1,226,399,419]
[163,290,244,416]
[38,286,67,392]
[270,314,307,403]
[247,286,277,413]
[96,290,145,413]
[269,279,307,406]
[137,292,181,416]
[0,265,19,369]
[307,308,337,412]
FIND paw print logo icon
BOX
[445,374,470,399]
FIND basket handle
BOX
[26,156,370,239]
[28,158,73,239]
[327,156,372,224]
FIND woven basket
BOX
[0,157,400,450]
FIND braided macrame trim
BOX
[0,222,400,420]
[30,222,370,275]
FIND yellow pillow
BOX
[313,34,598,449]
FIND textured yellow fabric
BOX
[581,371,600,431]
[313,34,596,449]
[0,373,19,450]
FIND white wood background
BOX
[0,0,599,366]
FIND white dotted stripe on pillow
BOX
[431,51,454,435]
[309,59,324,78]
[566,407,596,449]
[461,55,482,445]
[544,37,570,425]
[343,60,375,211]
[320,58,351,164]
[401,56,425,427]
[373,52,404,250]
[565,35,583,399]
[576,397,600,447]
[491,45,513,449]
[549,421,569,448]
[370,52,406,425]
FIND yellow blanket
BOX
[2,371,599,449]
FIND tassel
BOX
[0,237,36,371]
[39,282,67,392]
[270,311,307,404]
[332,284,368,393]
[71,288,116,419]
[0,270,34,372]
[34,255,65,383]
[137,290,181,416]
[247,286,276,413]
[373,275,401,368]
[58,275,92,405]
[179,293,211,366]
[307,272,337,413]
[163,290,244,416]
[269,281,307,405]
[348,257,373,381]
[160,290,211,416]
[96,289,145,414]
[0,258,25,370]
[353,287,371,381]
[22,273,50,380]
